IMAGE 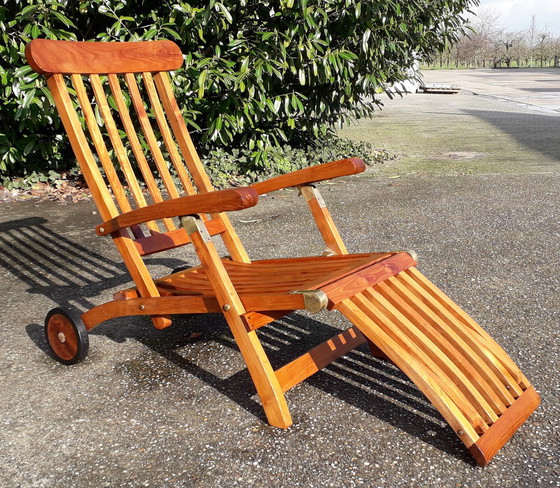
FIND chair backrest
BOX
[26,39,248,263]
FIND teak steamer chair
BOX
[26,39,539,466]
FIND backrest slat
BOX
[144,72,197,196]
[71,74,132,215]
[124,73,180,202]
[103,74,175,231]
[27,39,251,265]
[154,70,251,262]
[153,71,214,193]
[91,74,161,234]
[47,74,118,221]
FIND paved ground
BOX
[341,68,560,175]
[423,68,560,113]
[1,70,559,487]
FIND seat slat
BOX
[408,267,530,390]
[352,292,490,432]
[363,286,499,425]
[386,274,518,404]
[338,296,481,446]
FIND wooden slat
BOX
[125,72,180,202]
[276,327,367,392]
[150,253,396,298]
[469,385,540,466]
[362,287,499,425]
[338,296,480,446]
[145,72,196,195]
[71,74,131,214]
[46,75,118,221]
[154,71,251,263]
[352,293,491,431]
[153,71,214,193]
[95,74,159,232]
[370,282,507,416]
[408,267,530,389]
[384,274,517,406]
[26,39,182,75]
[399,270,524,398]
[106,74,173,229]
[299,184,348,255]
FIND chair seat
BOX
[153,251,416,310]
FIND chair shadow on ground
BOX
[1,216,468,463]
[464,108,560,163]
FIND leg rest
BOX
[336,267,539,465]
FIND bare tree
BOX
[528,15,537,66]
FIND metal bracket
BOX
[290,290,328,313]
[181,215,211,242]
[300,184,326,208]
[403,249,418,262]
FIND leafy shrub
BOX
[204,137,389,188]
[1,0,475,180]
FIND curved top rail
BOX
[25,39,183,76]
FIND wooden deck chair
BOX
[26,39,539,466]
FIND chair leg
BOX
[224,313,293,429]
[182,215,292,429]
[336,267,539,466]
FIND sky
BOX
[472,0,560,34]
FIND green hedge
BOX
[0,0,475,180]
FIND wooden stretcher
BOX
[26,39,539,466]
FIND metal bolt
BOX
[505,385,512,390]
[57,332,66,343]
[139,304,145,311]
[457,430,464,436]
[99,227,104,233]
[222,304,231,312]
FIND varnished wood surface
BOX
[322,252,416,307]
[31,40,537,464]
[26,39,182,75]
[133,220,226,256]
[251,158,366,195]
[275,327,367,392]
[469,385,540,466]
[96,188,259,235]
[300,184,348,254]
[337,268,538,464]
[154,253,396,297]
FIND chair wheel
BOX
[44,307,89,365]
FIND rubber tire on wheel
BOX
[44,308,89,365]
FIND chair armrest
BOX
[96,187,258,236]
[250,157,366,195]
